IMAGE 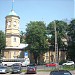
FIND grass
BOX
[62,65,75,71]
[21,65,75,72]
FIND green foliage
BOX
[59,60,67,65]
[47,20,68,51]
[67,19,75,61]
[25,21,49,64]
[0,31,6,57]
[62,65,75,70]
[20,31,26,43]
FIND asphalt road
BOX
[0,71,75,75]
[0,65,75,75]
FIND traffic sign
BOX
[24,52,28,58]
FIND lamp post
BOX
[54,21,59,68]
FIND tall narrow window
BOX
[13,37,16,42]
[13,21,16,27]
[7,21,11,27]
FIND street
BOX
[0,71,75,75]
[0,72,49,75]
[0,65,75,75]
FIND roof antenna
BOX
[12,0,14,11]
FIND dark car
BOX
[50,70,72,75]
[11,64,21,74]
[11,63,21,67]
[27,64,37,74]
[0,66,9,74]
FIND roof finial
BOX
[12,0,14,11]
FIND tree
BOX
[0,30,6,58]
[25,21,49,64]
[67,19,75,61]
[20,31,26,43]
[47,20,68,59]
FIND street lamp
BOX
[54,21,59,68]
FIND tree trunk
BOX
[33,52,38,64]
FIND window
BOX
[46,56,49,59]
[13,37,16,42]
[45,52,49,59]
[13,21,16,27]
[46,52,48,56]
[7,21,11,25]
[14,51,16,55]
[7,21,11,27]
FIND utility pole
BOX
[54,21,59,68]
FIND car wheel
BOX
[35,72,36,74]
[71,64,74,67]
[10,72,13,74]
[35,71,37,74]
[5,71,7,74]
[19,71,21,74]
[64,64,66,66]
[48,65,50,67]
[4,64,7,66]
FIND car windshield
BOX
[27,64,36,68]
[28,64,36,66]
[12,66,20,69]
[51,72,72,75]
[67,61,73,63]
[0,66,6,69]
[28,65,35,67]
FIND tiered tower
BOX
[5,10,20,47]
[3,0,28,59]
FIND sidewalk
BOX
[70,70,75,75]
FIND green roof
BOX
[8,10,18,16]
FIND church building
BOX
[3,10,28,59]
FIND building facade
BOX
[3,10,28,59]
[44,50,66,63]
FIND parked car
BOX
[26,64,37,74]
[0,66,9,74]
[11,64,21,73]
[11,63,21,67]
[0,63,3,66]
[62,61,74,66]
[50,70,72,75]
[46,62,57,67]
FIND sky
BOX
[0,0,74,32]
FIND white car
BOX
[62,61,74,66]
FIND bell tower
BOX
[5,10,20,47]
[4,0,28,59]
[3,0,21,58]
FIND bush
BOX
[59,60,67,65]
